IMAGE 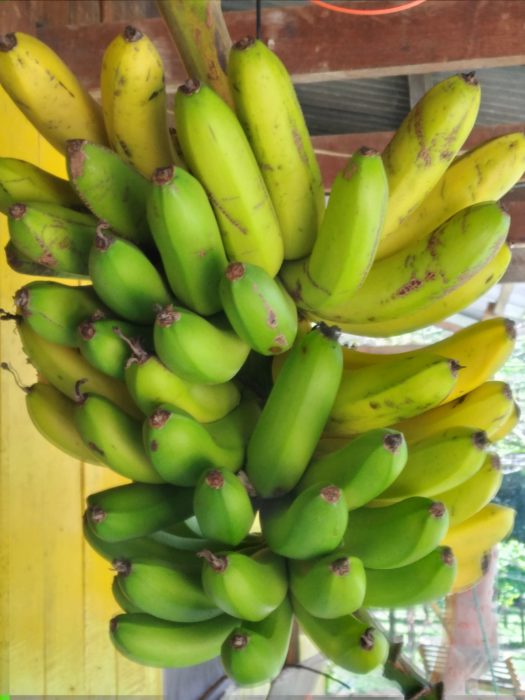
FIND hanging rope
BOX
[256,0,262,38]
[310,0,427,16]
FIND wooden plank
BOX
[28,0,525,92]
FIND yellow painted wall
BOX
[0,86,162,695]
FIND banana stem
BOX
[155,0,234,108]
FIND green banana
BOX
[0,31,108,154]
[289,550,366,619]
[0,156,83,214]
[85,482,193,542]
[377,72,481,259]
[15,318,142,419]
[432,453,503,528]
[219,261,298,355]
[293,598,389,674]
[111,575,143,614]
[297,428,407,510]
[246,323,343,497]
[317,201,510,326]
[342,497,450,569]
[110,612,238,668]
[100,25,175,178]
[363,546,457,608]
[199,548,288,622]
[66,139,152,247]
[325,353,459,437]
[8,201,97,275]
[227,36,324,260]
[147,165,228,315]
[77,317,152,381]
[4,240,88,280]
[281,147,388,313]
[123,339,241,422]
[221,597,294,687]
[153,305,250,385]
[375,427,488,502]
[260,484,348,560]
[14,281,103,347]
[382,131,525,256]
[89,225,172,324]
[143,398,259,486]
[193,468,255,546]
[73,385,163,483]
[173,79,284,276]
[392,380,515,444]
[113,557,221,623]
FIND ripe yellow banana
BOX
[490,401,521,442]
[451,549,492,594]
[312,243,511,337]
[0,32,107,153]
[392,380,515,444]
[383,131,525,255]
[100,25,175,178]
[227,37,324,260]
[337,317,516,403]
[377,72,481,259]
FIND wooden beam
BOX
[27,0,525,92]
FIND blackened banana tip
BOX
[330,557,350,576]
[8,202,27,220]
[152,165,174,185]
[360,628,375,651]
[429,501,446,519]
[441,547,455,567]
[112,558,132,576]
[123,25,143,42]
[179,78,201,95]
[205,469,225,490]
[229,632,249,649]
[149,407,171,429]
[233,36,256,51]
[383,432,404,453]
[0,33,17,52]
[225,262,246,281]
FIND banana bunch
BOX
[1,22,521,691]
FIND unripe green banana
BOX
[23,380,100,464]
[0,32,108,154]
[147,165,228,315]
[123,339,241,422]
[199,548,288,622]
[289,551,366,619]
[16,317,141,419]
[377,72,481,259]
[433,453,503,528]
[89,225,172,324]
[292,598,389,674]
[297,428,407,510]
[174,79,284,276]
[14,281,103,347]
[392,380,515,444]
[113,557,221,622]
[73,386,162,483]
[77,317,152,380]
[66,139,152,247]
[143,398,259,486]
[153,305,250,385]
[260,484,348,560]
[221,597,294,687]
[100,25,175,178]
[8,201,97,275]
[325,353,459,437]
[0,157,83,214]
[246,323,343,497]
[112,575,143,614]
[227,37,324,260]
[375,427,488,502]
[342,497,449,569]
[281,147,388,313]
[85,482,193,542]
[363,546,457,608]
[219,261,298,355]
[4,240,88,279]
[318,201,510,326]
[110,612,239,668]
[193,468,255,546]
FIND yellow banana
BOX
[377,72,481,259]
[383,131,525,255]
[490,401,521,442]
[311,243,511,337]
[227,37,324,260]
[0,32,107,153]
[100,25,175,178]
[433,453,503,528]
[337,317,516,403]
[392,380,515,444]
[451,549,493,594]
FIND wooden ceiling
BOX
[1,0,525,276]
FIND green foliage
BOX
[495,538,525,608]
